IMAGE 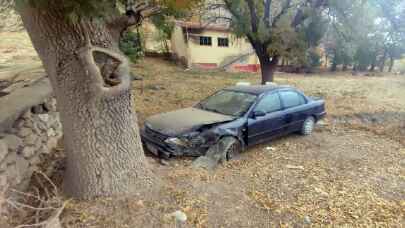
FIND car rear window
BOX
[280,91,306,109]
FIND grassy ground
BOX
[59,58,404,227]
[2,32,404,227]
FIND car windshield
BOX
[197,90,257,117]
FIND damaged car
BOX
[141,84,326,160]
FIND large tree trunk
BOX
[258,55,279,84]
[19,5,156,199]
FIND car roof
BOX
[224,85,293,95]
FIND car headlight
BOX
[165,132,206,147]
[165,137,189,147]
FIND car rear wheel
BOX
[301,116,315,135]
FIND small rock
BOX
[47,138,58,150]
[39,145,50,154]
[130,72,143,81]
[286,165,305,170]
[169,210,187,223]
[317,120,328,126]
[21,111,32,119]
[29,155,41,166]
[147,85,164,91]
[24,134,38,146]
[135,200,144,207]
[22,147,35,158]
[44,99,57,112]
[18,127,33,137]
[303,215,311,224]
[314,187,329,197]
[3,134,22,151]
[160,159,170,166]
[38,114,50,122]
[265,146,276,151]
[47,128,56,137]
[15,157,30,181]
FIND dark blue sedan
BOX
[141,84,326,159]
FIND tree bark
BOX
[258,55,278,84]
[18,5,156,199]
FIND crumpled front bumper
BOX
[140,129,208,158]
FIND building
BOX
[140,0,260,73]
[170,21,260,72]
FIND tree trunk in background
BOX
[370,60,376,72]
[259,55,279,84]
[388,57,395,72]
[19,5,156,199]
[380,49,387,72]
[342,63,348,71]
[331,59,337,72]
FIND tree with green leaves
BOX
[12,0,197,199]
[208,0,328,83]
[323,0,405,72]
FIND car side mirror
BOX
[253,110,266,118]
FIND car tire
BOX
[301,116,315,135]
[222,137,242,161]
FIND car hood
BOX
[145,107,234,136]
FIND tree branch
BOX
[292,0,327,28]
[246,0,259,33]
[107,0,159,41]
[264,0,272,26]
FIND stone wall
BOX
[0,77,62,191]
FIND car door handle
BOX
[284,114,293,121]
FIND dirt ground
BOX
[1,32,405,227]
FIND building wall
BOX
[187,29,259,68]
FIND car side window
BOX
[279,91,306,109]
[255,93,282,113]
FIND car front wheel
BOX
[222,137,242,161]
[301,116,315,135]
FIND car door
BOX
[279,90,308,132]
[247,92,285,145]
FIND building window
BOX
[200,36,212,46]
[218,37,229,47]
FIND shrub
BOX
[119,30,144,63]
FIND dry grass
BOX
[59,57,405,227]
[1,32,404,227]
